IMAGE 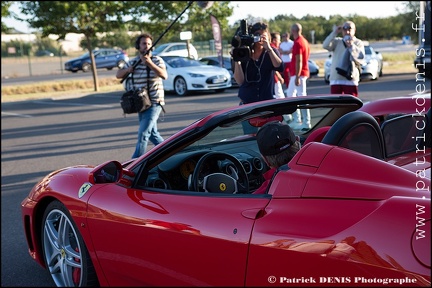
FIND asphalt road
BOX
[1,74,430,287]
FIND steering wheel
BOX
[190,152,249,194]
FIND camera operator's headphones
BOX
[135,34,154,51]
[251,22,268,34]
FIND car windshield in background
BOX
[153,44,169,54]
[163,57,202,68]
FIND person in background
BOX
[322,20,365,97]
[116,33,168,158]
[254,121,301,194]
[270,32,285,99]
[284,23,311,131]
[279,32,294,92]
[231,21,284,133]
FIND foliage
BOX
[1,35,69,57]
[1,39,31,57]
[12,1,233,91]
[16,1,150,91]
[2,1,426,63]
[1,1,13,32]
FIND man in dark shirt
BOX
[254,121,301,194]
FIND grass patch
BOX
[382,52,415,62]
[1,77,124,102]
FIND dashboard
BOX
[145,148,269,193]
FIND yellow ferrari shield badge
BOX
[78,182,92,198]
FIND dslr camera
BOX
[231,19,261,62]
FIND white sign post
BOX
[180,31,192,58]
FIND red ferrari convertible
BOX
[22,94,431,287]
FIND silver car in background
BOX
[324,43,383,84]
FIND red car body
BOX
[22,94,431,287]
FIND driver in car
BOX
[254,121,301,194]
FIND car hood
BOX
[66,55,88,63]
[169,65,229,75]
[364,54,374,61]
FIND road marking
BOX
[31,100,115,108]
[1,111,33,118]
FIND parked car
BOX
[21,93,430,287]
[161,56,231,96]
[64,48,129,73]
[324,54,332,84]
[414,43,431,79]
[323,44,383,84]
[35,50,54,57]
[199,55,238,87]
[153,42,199,60]
[361,44,383,80]
[308,59,320,77]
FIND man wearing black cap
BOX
[254,121,301,194]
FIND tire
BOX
[174,76,188,96]
[41,200,98,287]
[82,62,91,72]
[374,70,379,80]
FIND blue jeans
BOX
[132,103,164,158]
[239,101,258,135]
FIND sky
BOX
[3,1,406,34]
[227,1,406,25]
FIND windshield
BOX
[163,57,202,68]
[365,46,372,55]
[153,44,169,53]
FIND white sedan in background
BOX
[361,44,383,80]
[162,56,232,96]
[324,44,383,84]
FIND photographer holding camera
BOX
[323,21,365,97]
[231,21,284,106]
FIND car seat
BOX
[322,111,385,159]
[303,126,331,145]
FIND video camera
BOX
[231,19,261,62]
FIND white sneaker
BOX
[291,122,311,131]
[302,123,311,130]
[290,121,304,130]
[283,114,293,123]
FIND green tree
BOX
[1,1,13,33]
[16,1,233,91]
[18,1,142,91]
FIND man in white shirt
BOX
[279,32,294,93]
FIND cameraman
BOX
[322,20,365,97]
[231,22,284,106]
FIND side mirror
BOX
[89,160,134,184]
